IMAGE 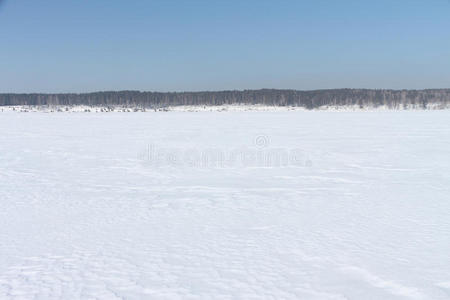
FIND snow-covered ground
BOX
[0,111,449,299]
[1,101,450,113]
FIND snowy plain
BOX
[0,110,450,299]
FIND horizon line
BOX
[2,87,450,95]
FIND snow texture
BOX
[0,111,449,299]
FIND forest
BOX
[1,89,449,109]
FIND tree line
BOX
[1,89,449,109]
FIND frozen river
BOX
[1,111,449,299]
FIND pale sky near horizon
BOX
[1,0,449,93]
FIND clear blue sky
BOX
[1,0,449,93]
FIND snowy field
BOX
[1,111,450,299]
